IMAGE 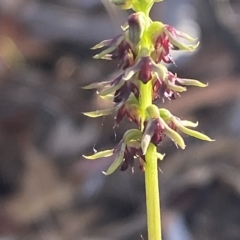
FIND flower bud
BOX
[128,13,145,46]
[146,105,160,119]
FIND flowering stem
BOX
[145,143,161,240]
[84,1,211,240]
[139,80,162,240]
[139,80,152,126]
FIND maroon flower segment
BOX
[152,25,183,64]
[152,77,176,101]
[120,144,145,172]
[143,118,165,146]
[115,99,140,127]
[138,57,154,83]
[114,40,133,63]
[112,140,145,173]
[118,50,135,70]
[168,120,177,132]
[113,82,132,103]
[153,31,173,64]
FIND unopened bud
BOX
[128,13,145,46]
[146,105,160,119]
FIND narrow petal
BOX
[82,108,115,118]
[177,78,208,88]
[101,55,113,60]
[82,81,111,89]
[141,134,152,155]
[93,46,116,59]
[161,119,186,149]
[104,143,126,175]
[91,39,112,50]
[177,41,199,52]
[166,30,199,51]
[83,149,114,160]
[166,80,187,92]
[99,79,124,96]
[180,120,198,128]
[177,125,214,141]
[174,30,197,42]
[100,94,114,100]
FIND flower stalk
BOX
[83,0,213,239]
[139,62,161,240]
[145,143,161,240]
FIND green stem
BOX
[139,81,162,240]
[145,143,161,240]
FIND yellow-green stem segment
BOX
[139,80,162,240]
[145,143,161,240]
[137,1,162,238]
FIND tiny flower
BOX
[113,35,134,62]
[83,76,141,121]
[115,93,141,126]
[152,71,207,101]
[148,22,199,63]
[92,31,137,70]
[119,140,145,172]
[84,129,144,174]
[118,50,135,70]
[152,75,176,101]
[84,73,138,102]
[164,25,199,51]
[159,108,214,141]
[141,105,185,154]
[92,34,125,60]
[82,74,126,118]
[123,54,168,83]
[92,32,135,61]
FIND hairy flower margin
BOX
[83,0,213,174]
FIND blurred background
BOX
[0,0,240,239]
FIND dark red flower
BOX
[120,143,145,172]
[123,56,167,84]
[114,94,141,127]
[143,118,165,146]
